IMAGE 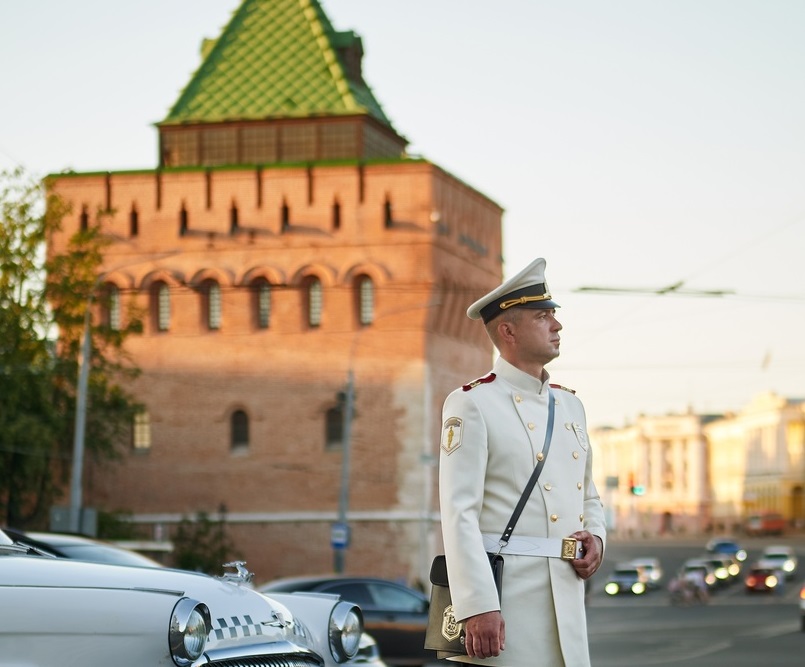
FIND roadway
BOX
[588,534,804,666]
[425,534,805,667]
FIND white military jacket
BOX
[438,357,606,667]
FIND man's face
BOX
[511,308,562,365]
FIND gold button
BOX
[572,451,579,459]
[544,483,552,491]
[550,514,558,522]
[515,395,522,403]
[528,422,535,430]
[579,514,584,522]
[565,423,572,430]
[537,452,544,462]
[577,482,583,490]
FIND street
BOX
[426,535,804,667]
[588,535,804,666]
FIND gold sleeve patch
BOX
[441,417,463,455]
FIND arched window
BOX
[307,277,322,328]
[332,199,341,230]
[101,284,121,331]
[202,279,222,330]
[252,278,271,329]
[179,204,189,236]
[357,276,374,326]
[79,205,89,231]
[129,206,139,237]
[151,282,170,332]
[281,199,290,232]
[231,410,249,451]
[230,201,239,234]
[383,196,393,228]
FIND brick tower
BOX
[48,0,502,584]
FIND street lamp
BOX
[333,369,355,573]
[68,300,95,534]
[67,251,180,534]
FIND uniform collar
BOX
[492,357,551,396]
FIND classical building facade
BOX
[592,392,805,537]
[705,392,805,532]
[591,411,715,537]
[47,0,503,584]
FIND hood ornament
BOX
[220,560,254,585]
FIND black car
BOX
[603,563,651,595]
[259,575,432,666]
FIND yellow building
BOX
[705,392,805,531]
[593,393,805,538]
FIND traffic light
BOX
[628,473,645,496]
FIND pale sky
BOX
[2,1,804,428]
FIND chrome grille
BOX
[207,656,323,667]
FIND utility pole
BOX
[68,305,93,534]
[333,369,355,573]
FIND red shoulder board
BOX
[550,383,576,394]
[463,373,496,392]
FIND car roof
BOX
[3,528,162,568]
[260,575,424,594]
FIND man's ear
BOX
[497,319,516,343]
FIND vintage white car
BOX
[0,527,379,667]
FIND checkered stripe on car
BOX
[212,614,266,640]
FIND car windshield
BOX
[53,543,162,567]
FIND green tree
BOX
[0,167,142,528]
[172,512,239,575]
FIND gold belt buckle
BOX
[561,537,578,561]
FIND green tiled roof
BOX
[161,0,394,128]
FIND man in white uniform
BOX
[438,257,606,666]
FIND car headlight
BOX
[328,601,363,662]
[736,550,747,562]
[169,598,211,666]
[631,582,646,595]
[604,582,620,595]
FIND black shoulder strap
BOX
[497,387,556,547]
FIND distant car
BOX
[259,575,433,666]
[628,558,663,589]
[759,545,798,580]
[696,554,737,586]
[799,583,805,631]
[745,564,781,593]
[0,527,367,667]
[604,563,650,595]
[2,528,163,568]
[705,536,747,563]
[745,513,787,536]
[680,559,718,590]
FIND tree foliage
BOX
[0,167,142,528]
[172,512,240,575]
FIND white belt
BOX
[482,533,582,560]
